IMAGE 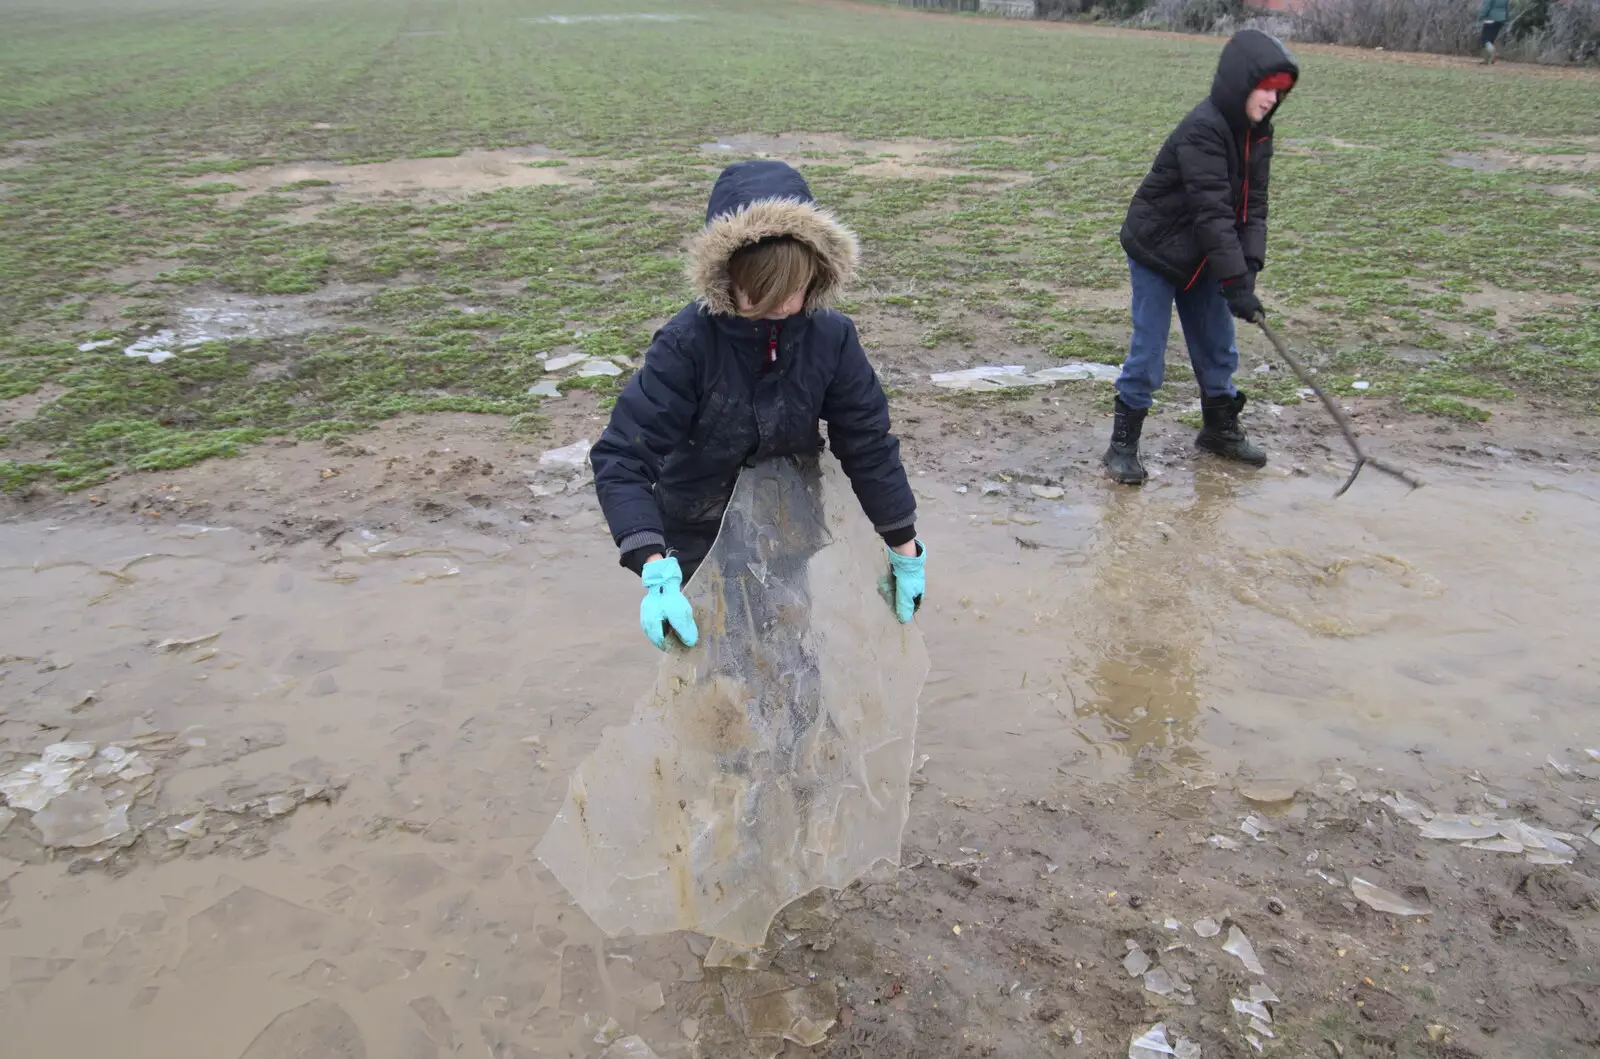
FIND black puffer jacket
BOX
[591,160,916,566]
[1119,30,1299,289]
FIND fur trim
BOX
[687,198,860,317]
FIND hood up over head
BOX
[1210,29,1299,133]
[687,159,860,318]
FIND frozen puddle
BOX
[112,287,370,362]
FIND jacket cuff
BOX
[873,510,917,536]
[881,524,918,548]
[617,530,666,570]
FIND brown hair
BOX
[727,237,817,319]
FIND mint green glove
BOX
[640,556,698,650]
[886,542,925,624]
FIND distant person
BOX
[1480,0,1510,63]
[1104,30,1299,486]
[591,160,925,649]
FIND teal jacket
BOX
[1480,0,1509,22]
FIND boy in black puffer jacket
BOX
[591,160,925,650]
[1106,30,1299,485]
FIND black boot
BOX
[1196,392,1267,467]
[1103,397,1148,485]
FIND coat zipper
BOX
[763,322,781,376]
[1240,134,1250,222]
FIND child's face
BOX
[736,288,807,320]
[1245,87,1279,123]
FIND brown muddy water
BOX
[1,461,1596,1056]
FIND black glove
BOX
[1222,275,1264,322]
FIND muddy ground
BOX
[2,18,1598,1052]
[3,385,1599,1059]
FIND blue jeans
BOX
[1114,258,1239,411]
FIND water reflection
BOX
[1074,467,1245,766]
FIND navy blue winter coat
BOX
[591,160,917,567]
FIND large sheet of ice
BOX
[537,453,928,945]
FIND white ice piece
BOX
[930,365,1041,391]
[1030,362,1121,383]
[538,439,593,472]
[124,331,179,363]
[575,358,624,378]
[1130,1023,1175,1058]
[1223,925,1266,975]
[543,352,588,371]
[1351,877,1433,916]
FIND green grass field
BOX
[2,0,1597,491]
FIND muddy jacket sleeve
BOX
[820,319,916,537]
[591,333,697,560]
[1242,132,1272,272]
[1176,122,1250,282]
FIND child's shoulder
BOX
[807,307,854,339]
[652,302,713,344]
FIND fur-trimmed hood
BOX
[687,160,859,318]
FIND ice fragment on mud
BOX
[1208,834,1242,851]
[575,357,624,378]
[1417,813,1503,841]
[124,331,179,363]
[722,973,838,1046]
[599,1036,659,1059]
[1233,999,1272,1023]
[46,742,96,761]
[1239,779,1298,804]
[1526,850,1575,866]
[536,454,929,944]
[1193,917,1221,938]
[1380,792,1434,826]
[1143,968,1177,996]
[543,352,587,371]
[1223,925,1266,975]
[537,439,592,472]
[1249,983,1279,1004]
[1030,362,1121,383]
[1,743,99,813]
[703,938,772,970]
[1124,947,1151,977]
[931,365,1041,391]
[1130,1023,1175,1058]
[1174,1039,1201,1059]
[1351,877,1432,917]
[156,632,221,652]
[168,814,207,842]
[32,786,129,847]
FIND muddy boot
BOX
[1103,398,1148,485]
[1196,392,1267,467]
